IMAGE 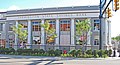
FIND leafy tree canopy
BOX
[41,20,57,43]
[12,24,28,42]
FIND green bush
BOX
[17,48,23,55]
[10,48,15,52]
[4,48,9,54]
[98,50,106,57]
[108,49,112,57]
[54,49,62,56]
[82,54,93,58]
[42,53,49,56]
[68,49,76,57]
[61,54,64,57]
[102,54,108,58]
[0,47,110,58]
[95,54,99,58]
[47,49,55,56]
[14,52,18,55]
[0,47,6,54]
[17,49,32,55]
[104,50,109,55]
[75,49,82,57]
[86,49,92,55]
[61,54,70,57]
[93,50,99,58]
[39,49,45,54]
[33,49,39,54]
[25,49,32,55]
[7,48,15,54]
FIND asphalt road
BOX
[0,55,120,65]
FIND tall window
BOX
[0,23,3,31]
[49,20,55,29]
[8,34,15,48]
[60,20,70,34]
[32,21,41,44]
[9,23,14,31]
[60,20,70,45]
[94,20,100,31]
[32,22,41,31]
[46,20,56,44]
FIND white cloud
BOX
[7,5,20,11]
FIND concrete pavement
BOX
[0,54,120,65]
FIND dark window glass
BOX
[0,23,3,31]
[94,20,100,30]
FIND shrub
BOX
[61,54,70,57]
[54,49,62,56]
[61,54,64,57]
[39,49,45,54]
[17,48,23,55]
[102,54,108,58]
[93,50,99,58]
[25,49,32,55]
[75,49,82,57]
[82,54,93,58]
[86,49,92,55]
[98,50,105,57]
[95,54,99,58]
[68,49,76,57]
[4,48,9,54]
[108,49,112,57]
[47,49,55,56]
[0,47,6,54]
[7,48,15,54]
[104,50,109,56]
[33,49,39,54]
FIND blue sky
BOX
[0,0,120,37]
[0,0,99,9]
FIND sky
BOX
[0,0,120,37]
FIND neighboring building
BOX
[0,5,112,51]
[0,12,6,48]
[111,40,120,57]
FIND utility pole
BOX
[99,0,103,50]
[99,0,114,57]
[99,0,114,50]
[99,0,119,57]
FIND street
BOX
[0,55,120,65]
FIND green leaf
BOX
[40,20,57,44]
[12,24,28,44]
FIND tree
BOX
[76,19,91,51]
[12,24,28,49]
[115,36,120,42]
[41,20,57,44]
[112,37,115,40]
[112,36,120,48]
[112,36,120,44]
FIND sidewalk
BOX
[0,54,120,60]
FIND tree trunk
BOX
[85,32,88,51]
[82,33,85,55]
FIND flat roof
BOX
[0,12,6,14]
[7,5,99,14]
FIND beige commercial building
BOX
[0,5,112,51]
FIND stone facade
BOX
[0,6,112,51]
